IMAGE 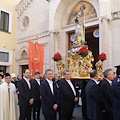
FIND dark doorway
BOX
[0,66,6,73]
[68,26,99,68]
[21,65,28,77]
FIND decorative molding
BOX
[17,30,52,43]
[17,0,33,17]
[46,0,50,2]
[16,58,28,65]
[112,11,120,20]
[99,16,110,22]
[21,16,29,29]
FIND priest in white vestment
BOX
[0,73,19,120]
[0,74,4,120]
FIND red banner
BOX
[29,41,44,76]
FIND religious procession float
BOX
[52,4,107,79]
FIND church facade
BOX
[16,0,120,76]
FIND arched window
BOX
[68,1,97,25]
[20,50,28,59]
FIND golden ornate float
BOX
[54,5,106,79]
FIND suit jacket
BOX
[11,80,18,89]
[40,79,59,116]
[59,78,77,109]
[32,79,41,107]
[112,76,120,120]
[85,79,106,120]
[17,78,33,107]
[100,79,113,113]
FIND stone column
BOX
[99,18,109,70]
[49,32,55,72]
[53,31,59,74]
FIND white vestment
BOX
[0,82,19,120]
[0,84,3,119]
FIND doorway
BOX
[21,65,28,77]
[68,26,99,68]
[0,66,6,73]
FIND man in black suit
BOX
[32,71,41,120]
[74,79,80,107]
[59,69,78,120]
[100,69,114,120]
[80,80,88,120]
[86,69,106,120]
[40,69,59,120]
[18,69,34,120]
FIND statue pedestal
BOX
[71,77,90,80]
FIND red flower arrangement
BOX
[52,52,62,61]
[98,53,107,62]
[78,47,88,57]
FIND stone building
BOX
[16,0,120,76]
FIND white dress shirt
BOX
[0,81,3,85]
[106,78,112,86]
[66,79,76,96]
[23,77,31,89]
[35,79,40,86]
[91,79,100,85]
[2,78,5,83]
[46,78,54,94]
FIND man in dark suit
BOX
[80,80,88,120]
[32,71,41,120]
[40,69,59,120]
[17,69,34,120]
[112,65,120,120]
[74,79,80,107]
[86,69,106,120]
[100,69,113,120]
[59,69,78,120]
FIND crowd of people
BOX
[0,66,120,120]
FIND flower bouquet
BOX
[52,52,62,61]
[78,47,88,57]
[98,53,107,62]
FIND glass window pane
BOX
[0,11,9,32]
[0,52,9,62]
[4,12,9,31]
[0,12,4,30]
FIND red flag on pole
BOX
[29,41,44,76]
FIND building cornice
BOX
[16,0,33,17]
[17,30,52,43]
[112,11,120,20]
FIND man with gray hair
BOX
[59,69,78,120]
[40,69,59,120]
[86,69,106,120]
[100,69,114,120]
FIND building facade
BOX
[0,0,20,73]
[16,0,120,76]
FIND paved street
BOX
[71,106,82,120]
[32,106,83,120]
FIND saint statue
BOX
[74,4,86,46]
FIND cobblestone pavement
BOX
[32,106,83,120]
